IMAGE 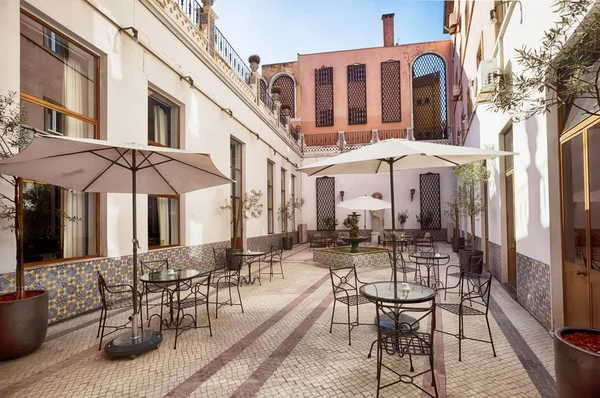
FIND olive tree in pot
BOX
[220,190,263,269]
[454,160,490,273]
[278,198,304,250]
[445,191,464,253]
[0,92,49,361]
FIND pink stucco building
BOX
[262,14,453,146]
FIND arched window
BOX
[272,75,296,118]
[412,53,448,140]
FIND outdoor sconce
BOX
[340,191,345,201]
[119,26,139,41]
[180,75,194,87]
[489,9,497,24]
[410,188,416,201]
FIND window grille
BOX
[347,64,367,125]
[272,75,295,118]
[315,67,334,127]
[381,60,401,123]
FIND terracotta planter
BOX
[554,327,600,398]
[451,237,465,253]
[0,290,48,361]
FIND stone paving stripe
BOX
[164,274,330,398]
[0,345,98,397]
[230,293,335,397]
[489,297,557,398]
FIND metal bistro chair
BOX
[374,295,438,398]
[167,271,213,349]
[438,271,496,361]
[261,245,284,282]
[443,252,484,300]
[139,259,170,326]
[388,251,417,282]
[96,271,143,350]
[328,265,371,345]
[211,247,244,319]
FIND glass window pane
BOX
[148,94,178,148]
[21,100,95,139]
[504,128,514,170]
[148,196,179,248]
[23,181,97,263]
[561,135,586,267]
[588,125,600,272]
[231,140,242,169]
[20,13,97,119]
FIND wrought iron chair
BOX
[415,233,435,252]
[166,271,213,349]
[373,296,438,398]
[211,247,244,319]
[328,265,371,345]
[443,252,484,300]
[139,259,170,326]
[261,245,284,281]
[96,271,143,350]
[388,251,417,282]
[437,271,496,361]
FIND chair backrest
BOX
[140,259,169,275]
[96,271,109,309]
[460,272,492,311]
[464,252,484,274]
[212,247,228,269]
[329,265,359,296]
[270,245,283,260]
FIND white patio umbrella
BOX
[0,134,231,357]
[298,138,514,290]
[336,195,391,211]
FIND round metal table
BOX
[409,251,450,290]
[234,250,267,285]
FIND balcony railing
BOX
[260,86,275,111]
[215,27,252,85]
[178,0,202,25]
[304,132,339,147]
[345,130,371,144]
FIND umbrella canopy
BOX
[337,195,391,211]
[299,139,514,176]
[0,135,230,194]
[298,138,515,290]
[0,134,231,356]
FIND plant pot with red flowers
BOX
[0,92,49,361]
[554,327,600,398]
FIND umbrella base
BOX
[104,329,163,359]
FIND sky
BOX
[212,0,449,66]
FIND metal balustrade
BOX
[214,27,252,85]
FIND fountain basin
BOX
[313,246,391,269]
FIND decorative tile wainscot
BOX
[313,247,391,269]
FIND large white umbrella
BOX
[0,134,231,357]
[337,195,391,211]
[298,139,514,289]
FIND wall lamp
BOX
[490,1,523,25]
[340,191,345,201]
[221,108,233,117]
[180,75,194,87]
[410,188,416,202]
[119,26,139,41]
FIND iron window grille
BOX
[315,67,334,127]
[347,64,367,125]
[381,60,401,123]
[272,75,295,118]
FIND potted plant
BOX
[445,191,464,252]
[416,210,434,230]
[0,92,49,361]
[322,216,338,232]
[454,160,490,272]
[397,210,409,230]
[248,54,260,73]
[220,189,263,268]
[271,86,282,101]
[278,198,304,250]
[554,327,600,397]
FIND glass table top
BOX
[140,269,200,283]
[360,281,435,304]
[234,250,267,256]
[409,251,450,259]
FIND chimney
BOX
[382,13,395,47]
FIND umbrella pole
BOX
[388,160,398,295]
[131,149,140,340]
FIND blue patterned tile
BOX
[66,284,77,295]
[0,277,11,292]
[24,273,36,286]
[66,266,77,277]
[46,269,58,281]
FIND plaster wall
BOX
[0,0,301,274]
[297,41,452,134]
[300,156,455,233]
